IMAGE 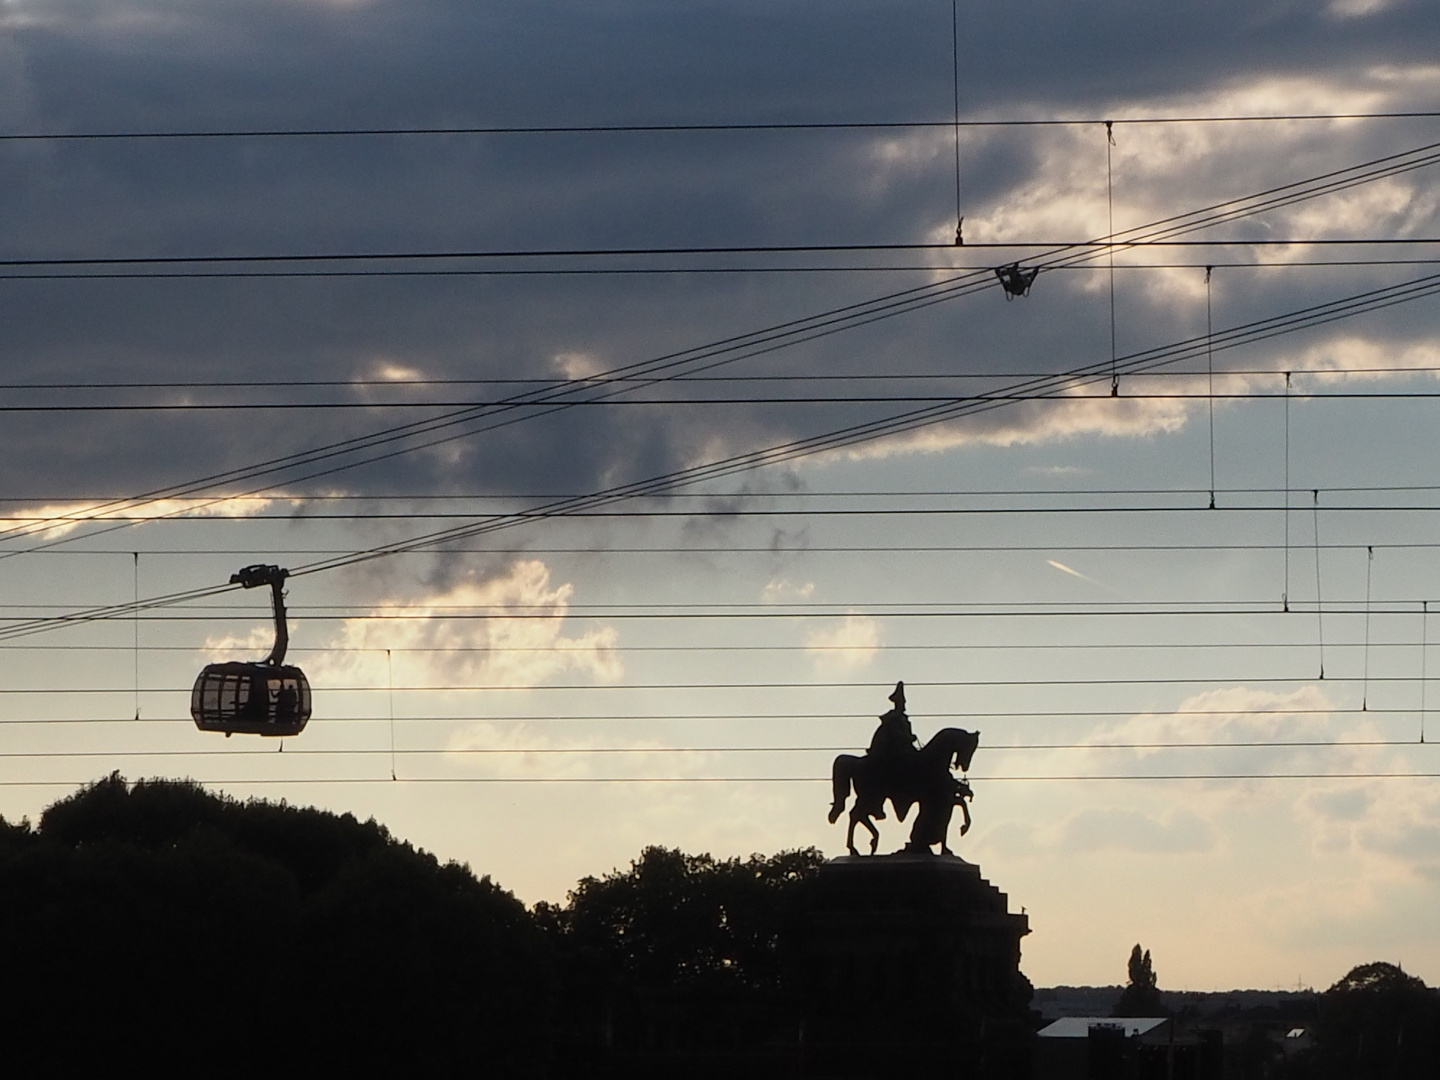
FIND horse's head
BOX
[952,729,979,773]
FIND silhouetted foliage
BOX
[555,845,823,991]
[1113,942,1168,1017]
[1315,961,1440,1079]
[540,845,824,1074]
[0,774,555,1073]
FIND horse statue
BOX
[828,682,979,856]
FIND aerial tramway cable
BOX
[0,155,1438,649]
[2,140,1437,558]
[3,269,1440,645]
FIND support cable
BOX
[1422,601,1429,744]
[1313,490,1324,678]
[132,552,140,721]
[1107,120,1119,395]
[951,0,964,245]
[388,648,397,781]
[1283,372,1291,611]
[1206,266,1216,508]
[1363,545,1374,710]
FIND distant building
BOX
[1036,1016,1222,1080]
[1038,1017,1168,1040]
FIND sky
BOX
[2,0,1440,991]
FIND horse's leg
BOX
[935,802,957,856]
[830,755,856,824]
[852,761,884,820]
[862,816,879,855]
[846,813,861,856]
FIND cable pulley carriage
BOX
[191,564,311,737]
[994,262,1040,299]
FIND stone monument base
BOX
[787,853,1033,1080]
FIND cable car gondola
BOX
[191,564,311,737]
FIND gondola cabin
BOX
[191,563,312,737]
[192,660,311,737]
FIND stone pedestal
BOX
[787,854,1033,1080]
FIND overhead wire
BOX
[0,773,1434,789]
[3,109,1439,141]
[0,706,1426,725]
[3,362,1440,394]
[0,673,1432,694]
[16,386,1440,413]
[0,142,1437,638]
[4,254,1439,280]
[0,638,1434,654]
[9,541,1440,556]
[0,738,1429,760]
[3,238,1438,276]
[2,138,1437,558]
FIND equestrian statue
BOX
[828,682,979,856]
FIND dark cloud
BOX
[0,0,1437,517]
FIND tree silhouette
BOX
[541,844,823,1067]
[1316,961,1440,1079]
[0,774,555,1074]
[554,845,823,992]
[1113,943,1167,1016]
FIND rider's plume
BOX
[888,681,906,711]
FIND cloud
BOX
[552,351,606,380]
[836,392,1193,461]
[442,722,689,780]
[1056,806,1218,854]
[1362,819,1440,879]
[805,612,881,671]
[1328,0,1393,19]
[1306,786,1373,822]
[304,559,622,690]
[0,8,1434,514]
[201,622,288,661]
[981,806,1217,858]
[762,576,814,603]
[1093,684,1338,751]
[9,496,281,540]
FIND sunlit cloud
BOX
[358,359,427,383]
[829,331,1440,462]
[837,392,1193,460]
[805,612,881,671]
[304,559,622,690]
[443,723,688,779]
[553,351,606,380]
[762,576,815,603]
[9,496,282,540]
[1093,684,1339,752]
[200,622,289,661]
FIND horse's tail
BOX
[829,755,856,822]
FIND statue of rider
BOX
[866,681,919,812]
